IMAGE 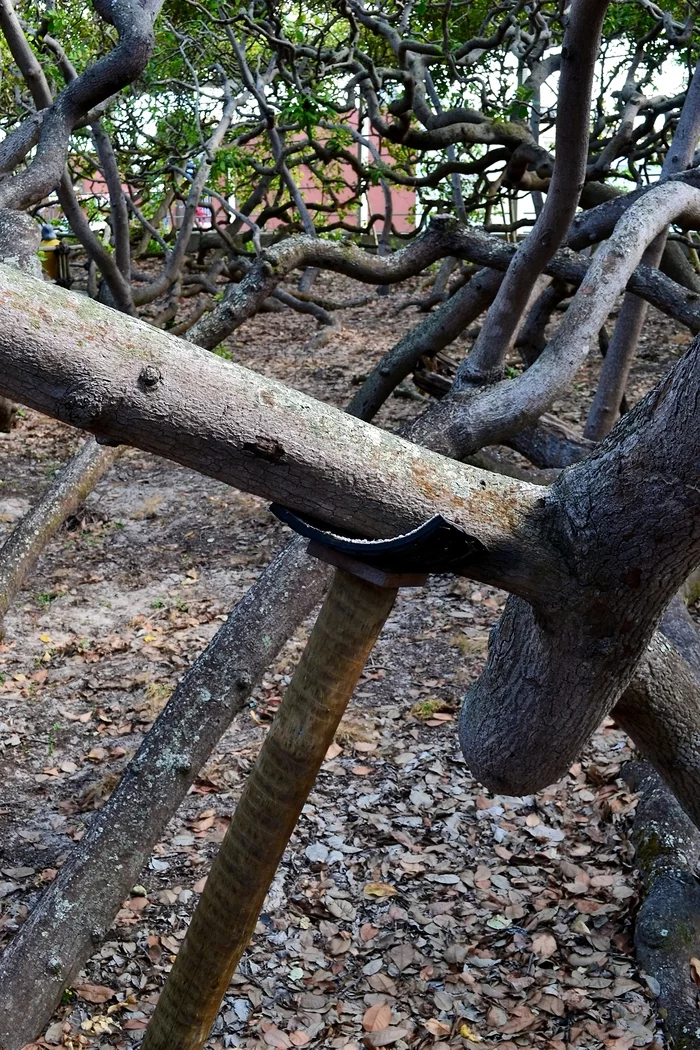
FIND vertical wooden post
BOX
[141,569,397,1050]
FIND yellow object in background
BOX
[38,223,71,286]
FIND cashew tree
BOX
[0,0,699,1046]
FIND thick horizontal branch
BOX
[0,264,544,596]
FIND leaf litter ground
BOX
[0,273,695,1050]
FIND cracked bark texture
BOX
[612,600,700,1048]
[624,759,700,1049]
[0,209,41,430]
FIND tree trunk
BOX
[0,397,16,432]
[140,570,396,1050]
[0,209,42,430]
[625,761,700,1048]
[458,337,700,794]
[614,597,700,1047]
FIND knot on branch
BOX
[139,365,163,389]
[428,213,461,235]
[60,388,104,429]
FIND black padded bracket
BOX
[270,504,483,583]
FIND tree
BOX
[0,0,699,1046]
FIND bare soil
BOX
[0,273,693,1050]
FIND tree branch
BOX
[0,262,544,596]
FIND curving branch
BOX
[585,56,700,440]
[403,182,700,458]
[0,0,137,310]
[457,0,610,385]
[0,0,165,210]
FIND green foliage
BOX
[508,86,535,122]
[0,0,696,250]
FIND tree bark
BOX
[659,593,700,679]
[458,337,700,794]
[623,761,700,1049]
[506,413,595,468]
[616,632,700,830]
[0,209,42,429]
[0,261,544,597]
[612,598,700,1048]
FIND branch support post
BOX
[141,555,406,1049]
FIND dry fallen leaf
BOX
[365,1027,409,1048]
[389,942,415,971]
[501,1006,536,1034]
[690,956,700,987]
[368,972,397,995]
[73,982,116,1004]
[531,931,557,959]
[538,993,565,1017]
[43,1022,64,1046]
[424,1018,451,1037]
[263,1027,292,1048]
[362,1002,392,1032]
[289,1033,310,1047]
[363,881,397,897]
